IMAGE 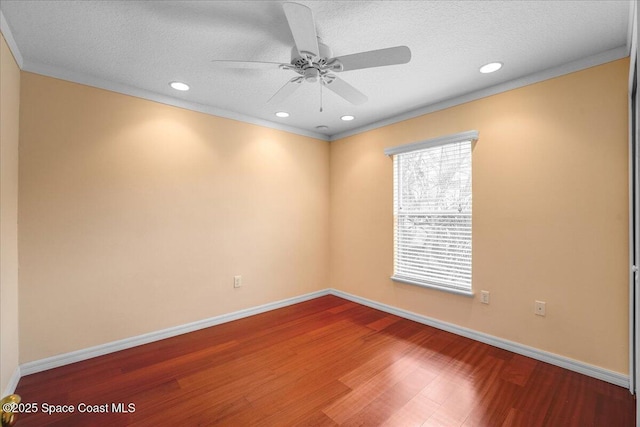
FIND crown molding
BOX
[0,10,23,68]
[330,46,629,141]
[21,60,329,142]
[1,6,630,143]
[1,9,328,141]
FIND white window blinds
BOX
[385,131,477,295]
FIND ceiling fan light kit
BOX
[212,2,411,113]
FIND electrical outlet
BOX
[480,290,490,304]
[233,275,242,288]
[534,300,546,316]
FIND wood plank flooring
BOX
[13,295,635,426]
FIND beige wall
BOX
[12,54,631,376]
[1,34,21,392]
[18,73,329,362]
[330,58,629,374]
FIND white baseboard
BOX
[17,287,628,390]
[3,366,21,396]
[20,289,330,376]
[327,289,629,389]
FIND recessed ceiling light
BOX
[275,111,290,118]
[340,115,355,121]
[315,125,329,130]
[479,62,503,74]
[169,81,190,91]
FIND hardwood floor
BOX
[13,295,635,426]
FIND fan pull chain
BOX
[320,82,323,112]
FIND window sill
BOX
[391,275,474,297]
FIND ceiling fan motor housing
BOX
[290,41,342,79]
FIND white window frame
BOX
[385,130,478,296]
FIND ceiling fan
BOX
[211,2,411,107]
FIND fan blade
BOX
[324,76,368,105]
[268,77,304,104]
[283,2,319,58]
[332,46,411,72]
[211,60,287,70]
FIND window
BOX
[384,130,478,296]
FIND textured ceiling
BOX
[0,1,633,140]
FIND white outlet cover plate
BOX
[480,291,490,304]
